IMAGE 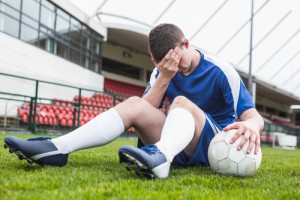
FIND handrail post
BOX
[77,89,82,128]
[28,98,33,131]
[32,80,39,134]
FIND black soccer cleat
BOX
[119,144,170,179]
[4,136,68,167]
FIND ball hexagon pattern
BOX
[208,129,262,177]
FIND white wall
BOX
[0,32,104,116]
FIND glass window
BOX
[91,32,102,54]
[56,40,69,59]
[41,0,54,10]
[22,0,39,20]
[1,3,19,19]
[21,23,38,44]
[39,29,54,53]
[3,0,21,11]
[70,17,80,29]
[69,47,80,64]
[57,9,69,20]
[55,32,69,45]
[102,58,141,79]
[146,70,152,82]
[0,0,103,73]
[69,32,80,42]
[90,56,101,73]
[40,25,54,37]
[69,18,81,46]
[22,15,38,29]
[81,26,91,36]
[81,49,89,68]
[56,15,69,36]
[41,3,55,29]
[0,14,19,38]
[81,26,90,50]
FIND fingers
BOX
[254,136,261,154]
[225,122,260,154]
[225,122,242,143]
[160,49,174,66]
[167,47,181,68]
[238,129,251,152]
[223,123,239,131]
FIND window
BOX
[278,111,288,118]
[2,2,20,19]
[295,113,300,125]
[0,14,19,37]
[56,13,69,36]
[146,70,153,82]
[4,0,21,11]
[0,0,104,73]
[22,0,39,20]
[40,1,55,29]
[266,107,276,115]
[102,58,141,79]
[255,103,264,112]
[21,23,38,43]
[56,40,68,59]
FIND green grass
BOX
[0,133,299,200]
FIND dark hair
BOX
[148,23,185,62]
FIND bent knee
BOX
[125,96,151,108]
[171,96,190,108]
[126,96,143,103]
[170,96,206,118]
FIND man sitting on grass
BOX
[4,23,264,179]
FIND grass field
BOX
[0,133,299,200]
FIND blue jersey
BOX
[144,50,255,128]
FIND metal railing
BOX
[0,72,299,145]
[0,72,116,133]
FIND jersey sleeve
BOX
[219,67,255,118]
[236,80,255,116]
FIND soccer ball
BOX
[208,129,262,177]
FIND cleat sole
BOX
[120,152,155,179]
[4,142,35,165]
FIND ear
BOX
[182,39,190,49]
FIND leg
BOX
[114,96,166,145]
[119,96,205,178]
[164,96,207,159]
[4,96,166,166]
[53,96,166,153]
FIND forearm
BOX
[143,75,170,108]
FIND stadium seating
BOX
[104,78,145,99]
[16,78,170,134]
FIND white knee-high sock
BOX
[155,108,195,163]
[52,108,125,154]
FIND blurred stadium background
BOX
[0,0,299,148]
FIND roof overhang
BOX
[103,24,300,106]
[104,23,150,55]
[239,71,300,106]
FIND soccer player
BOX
[4,23,264,179]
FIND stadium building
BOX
[0,0,299,147]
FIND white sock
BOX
[52,108,125,154]
[155,108,195,163]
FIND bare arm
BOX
[223,108,264,154]
[143,47,182,108]
[143,76,170,108]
